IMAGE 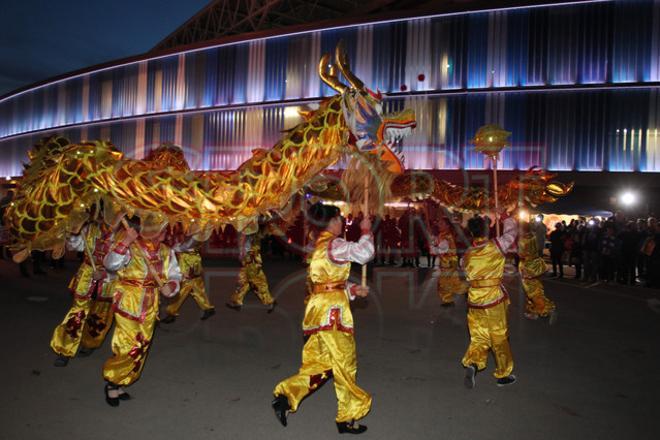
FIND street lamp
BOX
[620,191,637,207]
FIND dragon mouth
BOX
[378,114,416,174]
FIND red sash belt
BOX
[469,278,502,288]
[121,279,159,288]
[312,282,347,294]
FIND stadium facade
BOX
[1,0,659,199]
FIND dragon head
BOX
[319,43,416,174]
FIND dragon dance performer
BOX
[102,219,181,407]
[518,222,556,322]
[161,234,215,324]
[272,203,373,435]
[431,217,468,307]
[50,219,116,367]
[226,228,276,313]
[462,214,518,389]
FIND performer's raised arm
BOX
[329,227,375,265]
[495,216,518,254]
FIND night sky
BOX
[0,0,210,96]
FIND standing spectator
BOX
[599,223,617,283]
[636,219,649,282]
[398,209,414,267]
[582,219,601,284]
[618,221,639,285]
[373,214,384,265]
[549,223,565,278]
[415,212,429,268]
[382,214,398,265]
[645,218,660,288]
[533,215,548,258]
[569,223,583,280]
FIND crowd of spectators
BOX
[541,212,660,288]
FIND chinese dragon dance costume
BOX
[162,236,215,323]
[226,227,276,312]
[50,219,116,365]
[101,225,181,405]
[273,204,374,434]
[430,218,468,307]
[518,225,556,321]
[461,215,518,388]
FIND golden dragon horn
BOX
[319,53,348,93]
[335,41,364,90]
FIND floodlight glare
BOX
[620,191,637,207]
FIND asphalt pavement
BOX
[1,256,658,440]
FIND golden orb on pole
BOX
[470,124,511,157]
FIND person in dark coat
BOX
[549,223,565,278]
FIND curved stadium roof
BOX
[1,0,659,179]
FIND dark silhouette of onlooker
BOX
[549,223,565,278]
[618,221,639,285]
[599,223,617,283]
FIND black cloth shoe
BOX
[336,421,368,434]
[272,395,290,427]
[440,302,455,308]
[496,374,517,387]
[118,388,131,401]
[266,301,277,314]
[464,364,476,389]
[77,347,95,358]
[161,315,176,324]
[225,302,242,312]
[104,383,120,407]
[53,355,69,367]
[201,308,216,320]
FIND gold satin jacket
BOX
[303,231,374,335]
[462,217,517,308]
[104,233,181,322]
[66,223,115,299]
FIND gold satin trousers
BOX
[102,292,158,386]
[273,329,371,423]
[522,277,555,317]
[165,277,213,316]
[51,296,114,357]
[461,302,514,379]
[229,263,274,306]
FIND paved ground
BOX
[1,256,659,440]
